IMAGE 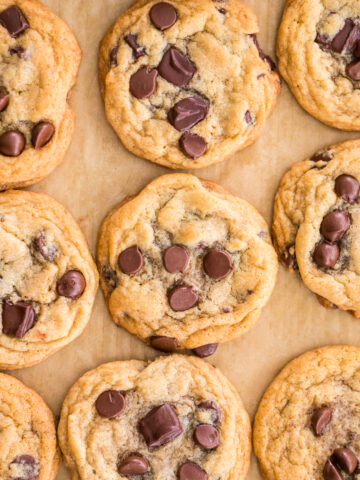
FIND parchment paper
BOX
[11,0,360,478]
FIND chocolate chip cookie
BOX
[272,139,360,316]
[0,0,81,190]
[58,354,251,480]
[0,189,98,369]
[97,174,278,354]
[277,0,360,130]
[99,0,280,169]
[254,345,360,480]
[0,372,59,480]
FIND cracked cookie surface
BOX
[0,0,81,189]
[58,354,251,480]
[0,372,59,480]
[254,345,360,480]
[277,0,360,130]
[273,139,360,316]
[97,174,278,351]
[99,0,280,169]
[0,189,98,369]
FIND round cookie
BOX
[0,372,59,480]
[273,139,360,316]
[254,345,360,480]
[58,354,251,480]
[0,0,81,190]
[97,174,278,353]
[99,0,280,169]
[0,189,98,369]
[277,0,360,131]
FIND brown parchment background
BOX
[10,0,360,478]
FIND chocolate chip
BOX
[331,19,355,53]
[10,46,27,59]
[245,110,254,125]
[335,174,360,203]
[0,130,25,156]
[139,403,183,447]
[118,456,149,476]
[323,459,343,480]
[203,249,233,279]
[198,401,222,425]
[34,234,57,261]
[124,34,146,59]
[130,66,158,99]
[167,96,209,131]
[102,265,118,290]
[31,122,55,149]
[95,390,126,418]
[11,455,39,480]
[0,6,29,38]
[280,244,298,270]
[150,2,177,30]
[311,151,333,162]
[110,46,118,67]
[158,47,196,87]
[168,285,198,311]
[163,245,189,273]
[218,7,226,14]
[180,132,207,159]
[313,242,339,268]
[150,335,179,352]
[315,33,331,48]
[118,246,144,274]
[2,300,35,339]
[346,60,360,80]
[0,92,9,112]
[333,448,358,474]
[194,424,220,450]
[250,34,276,70]
[56,270,86,299]
[178,462,207,480]
[355,41,360,58]
[320,210,350,242]
[192,343,218,358]
[311,406,333,436]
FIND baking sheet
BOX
[11,0,360,478]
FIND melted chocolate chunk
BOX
[192,343,218,358]
[124,34,146,59]
[158,47,196,87]
[180,132,207,159]
[118,455,149,476]
[96,390,126,418]
[320,210,350,242]
[10,46,27,59]
[163,245,189,273]
[110,46,119,67]
[313,242,339,268]
[34,234,57,261]
[198,401,222,425]
[118,246,144,274]
[311,406,333,436]
[11,455,39,480]
[178,462,207,480]
[310,150,333,163]
[0,6,29,38]
[167,96,209,132]
[331,19,357,53]
[250,34,276,70]
[168,284,198,311]
[150,335,179,352]
[323,459,342,480]
[150,2,177,31]
[130,66,158,98]
[333,448,358,474]
[0,130,25,156]
[346,60,360,80]
[280,244,298,270]
[56,270,86,299]
[245,110,254,125]
[32,122,55,149]
[139,403,183,447]
[2,301,35,338]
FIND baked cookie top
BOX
[58,354,251,480]
[273,139,360,315]
[278,0,360,131]
[0,372,59,480]
[254,345,360,480]
[0,0,81,189]
[97,174,278,351]
[0,189,98,370]
[99,0,280,169]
